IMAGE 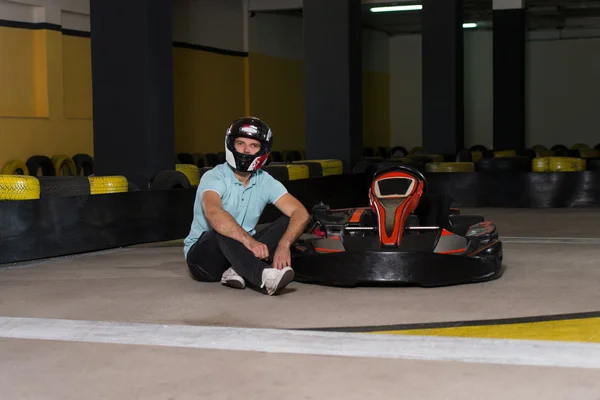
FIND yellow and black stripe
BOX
[299,311,600,343]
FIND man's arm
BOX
[270,193,310,269]
[273,193,311,248]
[202,190,270,259]
[202,190,254,246]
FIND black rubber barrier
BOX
[2,172,600,265]
[425,171,600,208]
[0,175,368,265]
[1,190,194,265]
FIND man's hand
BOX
[272,245,291,270]
[245,238,269,260]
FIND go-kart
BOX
[290,165,504,287]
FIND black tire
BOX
[26,155,56,176]
[407,155,434,164]
[391,146,408,157]
[270,151,283,162]
[205,153,220,167]
[150,170,191,190]
[376,147,390,158]
[481,150,495,158]
[38,176,91,198]
[517,149,536,160]
[128,182,140,192]
[456,149,472,162]
[352,160,372,174]
[73,154,94,176]
[589,160,600,171]
[263,165,289,182]
[177,153,195,164]
[470,144,488,152]
[363,147,375,157]
[285,150,301,162]
[475,156,531,172]
[294,161,322,178]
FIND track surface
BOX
[1,207,600,399]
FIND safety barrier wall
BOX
[3,170,600,265]
[0,173,368,264]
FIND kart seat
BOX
[369,165,426,247]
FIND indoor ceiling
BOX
[259,0,600,35]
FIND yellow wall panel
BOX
[62,35,93,119]
[248,52,391,153]
[172,47,246,154]
[0,26,47,117]
[1,27,391,170]
[0,28,93,170]
[248,52,305,153]
[362,70,391,148]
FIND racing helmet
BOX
[225,117,273,172]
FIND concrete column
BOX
[303,0,363,172]
[421,0,464,156]
[493,0,526,151]
[90,0,175,189]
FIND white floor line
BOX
[1,316,600,370]
[503,236,600,245]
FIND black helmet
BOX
[225,117,273,172]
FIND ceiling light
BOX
[463,22,478,28]
[370,5,423,12]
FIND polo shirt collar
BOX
[226,163,258,187]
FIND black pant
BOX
[186,216,290,288]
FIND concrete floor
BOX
[1,208,600,398]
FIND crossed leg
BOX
[185,216,290,289]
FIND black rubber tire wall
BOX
[262,165,289,182]
[150,170,191,190]
[37,176,91,198]
[177,153,195,165]
[475,157,531,172]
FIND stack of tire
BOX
[0,174,129,201]
[1,154,94,178]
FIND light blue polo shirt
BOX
[183,162,288,258]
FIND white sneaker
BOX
[260,267,294,296]
[221,267,245,289]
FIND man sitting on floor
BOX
[183,117,310,295]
